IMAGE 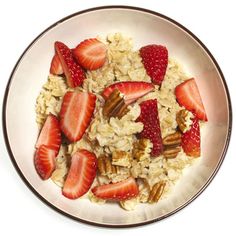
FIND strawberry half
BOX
[102,81,154,104]
[34,145,56,180]
[92,177,139,201]
[35,114,61,155]
[62,149,97,199]
[60,91,96,142]
[49,54,63,75]
[136,99,163,156]
[55,41,86,87]
[140,45,168,85]
[73,38,107,70]
[175,78,207,121]
[181,116,200,157]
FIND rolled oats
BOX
[35,33,202,211]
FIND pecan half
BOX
[163,131,182,146]
[163,146,181,159]
[112,150,132,168]
[176,109,193,133]
[133,139,152,161]
[163,131,182,159]
[98,155,119,176]
[148,182,166,203]
[102,89,129,119]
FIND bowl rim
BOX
[2,5,232,228]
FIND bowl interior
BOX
[4,7,230,227]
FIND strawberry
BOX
[62,149,97,199]
[55,41,86,87]
[140,45,168,85]
[73,38,107,70]
[34,145,56,180]
[91,177,139,201]
[35,114,61,155]
[136,99,163,156]
[102,81,154,104]
[60,91,96,142]
[181,116,200,157]
[175,78,207,121]
[49,54,63,75]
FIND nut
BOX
[112,150,132,168]
[103,89,129,119]
[163,146,181,159]
[132,139,152,161]
[163,131,182,146]
[148,182,166,203]
[98,155,119,176]
[163,131,182,159]
[176,109,193,133]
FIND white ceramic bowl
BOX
[3,6,232,227]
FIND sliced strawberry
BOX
[92,177,139,201]
[62,149,97,199]
[175,78,207,121]
[73,38,107,70]
[60,91,96,142]
[136,99,163,156]
[181,116,200,157]
[140,45,168,85]
[34,145,56,180]
[35,114,61,155]
[102,81,154,104]
[55,41,86,87]
[49,54,63,75]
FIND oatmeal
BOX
[34,33,207,210]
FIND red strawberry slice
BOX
[181,116,200,157]
[102,81,154,104]
[60,91,96,142]
[49,54,63,75]
[34,145,56,180]
[92,177,139,201]
[62,149,97,199]
[175,78,207,121]
[55,41,86,87]
[140,45,168,85]
[73,38,107,70]
[136,99,163,156]
[35,114,61,155]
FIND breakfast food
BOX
[35,33,207,210]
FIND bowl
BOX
[2,6,232,227]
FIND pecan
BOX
[176,109,191,133]
[148,182,166,203]
[133,139,152,161]
[102,89,129,119]
[98,155,119,176]
[112,150,132,168]
[163,146,181,159]
[163,131,182,159]
[163,131,182,146]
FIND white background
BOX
[0,0,235,235]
